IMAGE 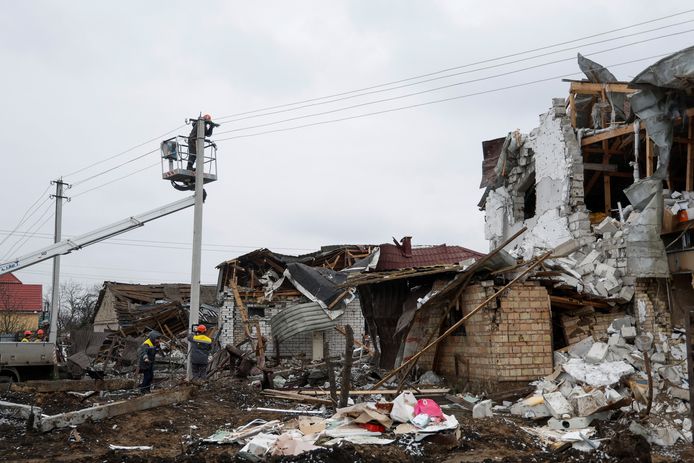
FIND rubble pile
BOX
[508,315,691,451]
[664,189,694,220]
[543,216,633,302]
[203,391,459,459]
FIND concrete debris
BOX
[543,392,573,418]
[584,342,609,364]
[472,399,493,419]
[509,314,693,449]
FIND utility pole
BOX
[48,178,70,344]
[187,117,205,380]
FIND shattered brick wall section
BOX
[485,99,593,259]
[435,282,553,386]
[218,294,235,347]
[218,295,365,358]
[634,278,671,335]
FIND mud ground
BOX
[1,378,693,463]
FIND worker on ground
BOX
[188,324,212,382]
[20,330,32,342]
[186,114,219,171]
[33,329,45,342]
[137,330,161,393]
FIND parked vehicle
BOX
[0,342,57,382]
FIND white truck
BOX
[0,342,57,382]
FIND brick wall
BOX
[217,293,365,359]
[435,282,553,386]
[634,277,671,335]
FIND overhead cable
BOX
[215,52,674,142]
[0,184,51,249]
[215,29,694,136]
[217,19,694,126]
[214,8,694,121]
[62,124,185,179]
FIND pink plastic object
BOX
[414,399,443,419]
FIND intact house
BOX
[215,246,374,361]
[0,273,43,336]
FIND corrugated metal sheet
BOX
[376,244,484,271]
[270,302,339,342]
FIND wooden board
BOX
[581,124,636,146]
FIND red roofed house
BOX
[0,273,43,334]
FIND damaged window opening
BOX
[248,307,265,318]
[523,183,536,220]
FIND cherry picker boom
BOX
[0,195,195,276]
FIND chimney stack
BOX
[401,236,412,258]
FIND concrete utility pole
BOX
[49,178,69,344]
[187,117,205,380]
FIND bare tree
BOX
[56,281,100,336]
[0,283,25,335]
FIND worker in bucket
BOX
[188,324,212,382]
[186,114,219,171]
[137,330,161,393]
[20,330,32,342]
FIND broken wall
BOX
[485,98,593,259]
[432,282,553,388]
[634,278,671,335]
[93,290,118,333]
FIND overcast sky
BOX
[1,1,691,294]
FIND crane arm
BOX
[0,195,195,275]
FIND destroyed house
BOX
[215,245,374,360]
[346,237,561,389]
[92,282,219,334]
[477,48,694,354]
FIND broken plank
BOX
[260,390,332,405]
[9,378,135,394]
[568,81,636,94]
[583,162,617,172]
[37,387,193,432]
[581,124,636,146]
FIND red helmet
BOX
[37,329,44,336]
[196,325,207,333]
[24,330,32,336]
[203,114,212,121]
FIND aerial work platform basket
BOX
[160,136,217,184]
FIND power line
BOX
[70,148,159,187]
[0,229,316,253]
[215,52,675,143]
[2,203,55,261]
[214,8,694,121]
[215,29,694,136]
[217,19,694,126]
[46,19,694,200]
[71,162,160,198]
[62,124,185,179]
[0,184,51,249]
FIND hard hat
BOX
[24,330,32,336]
[196,325,207,333]
[203,114,212,121]
[37,329,44,336]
